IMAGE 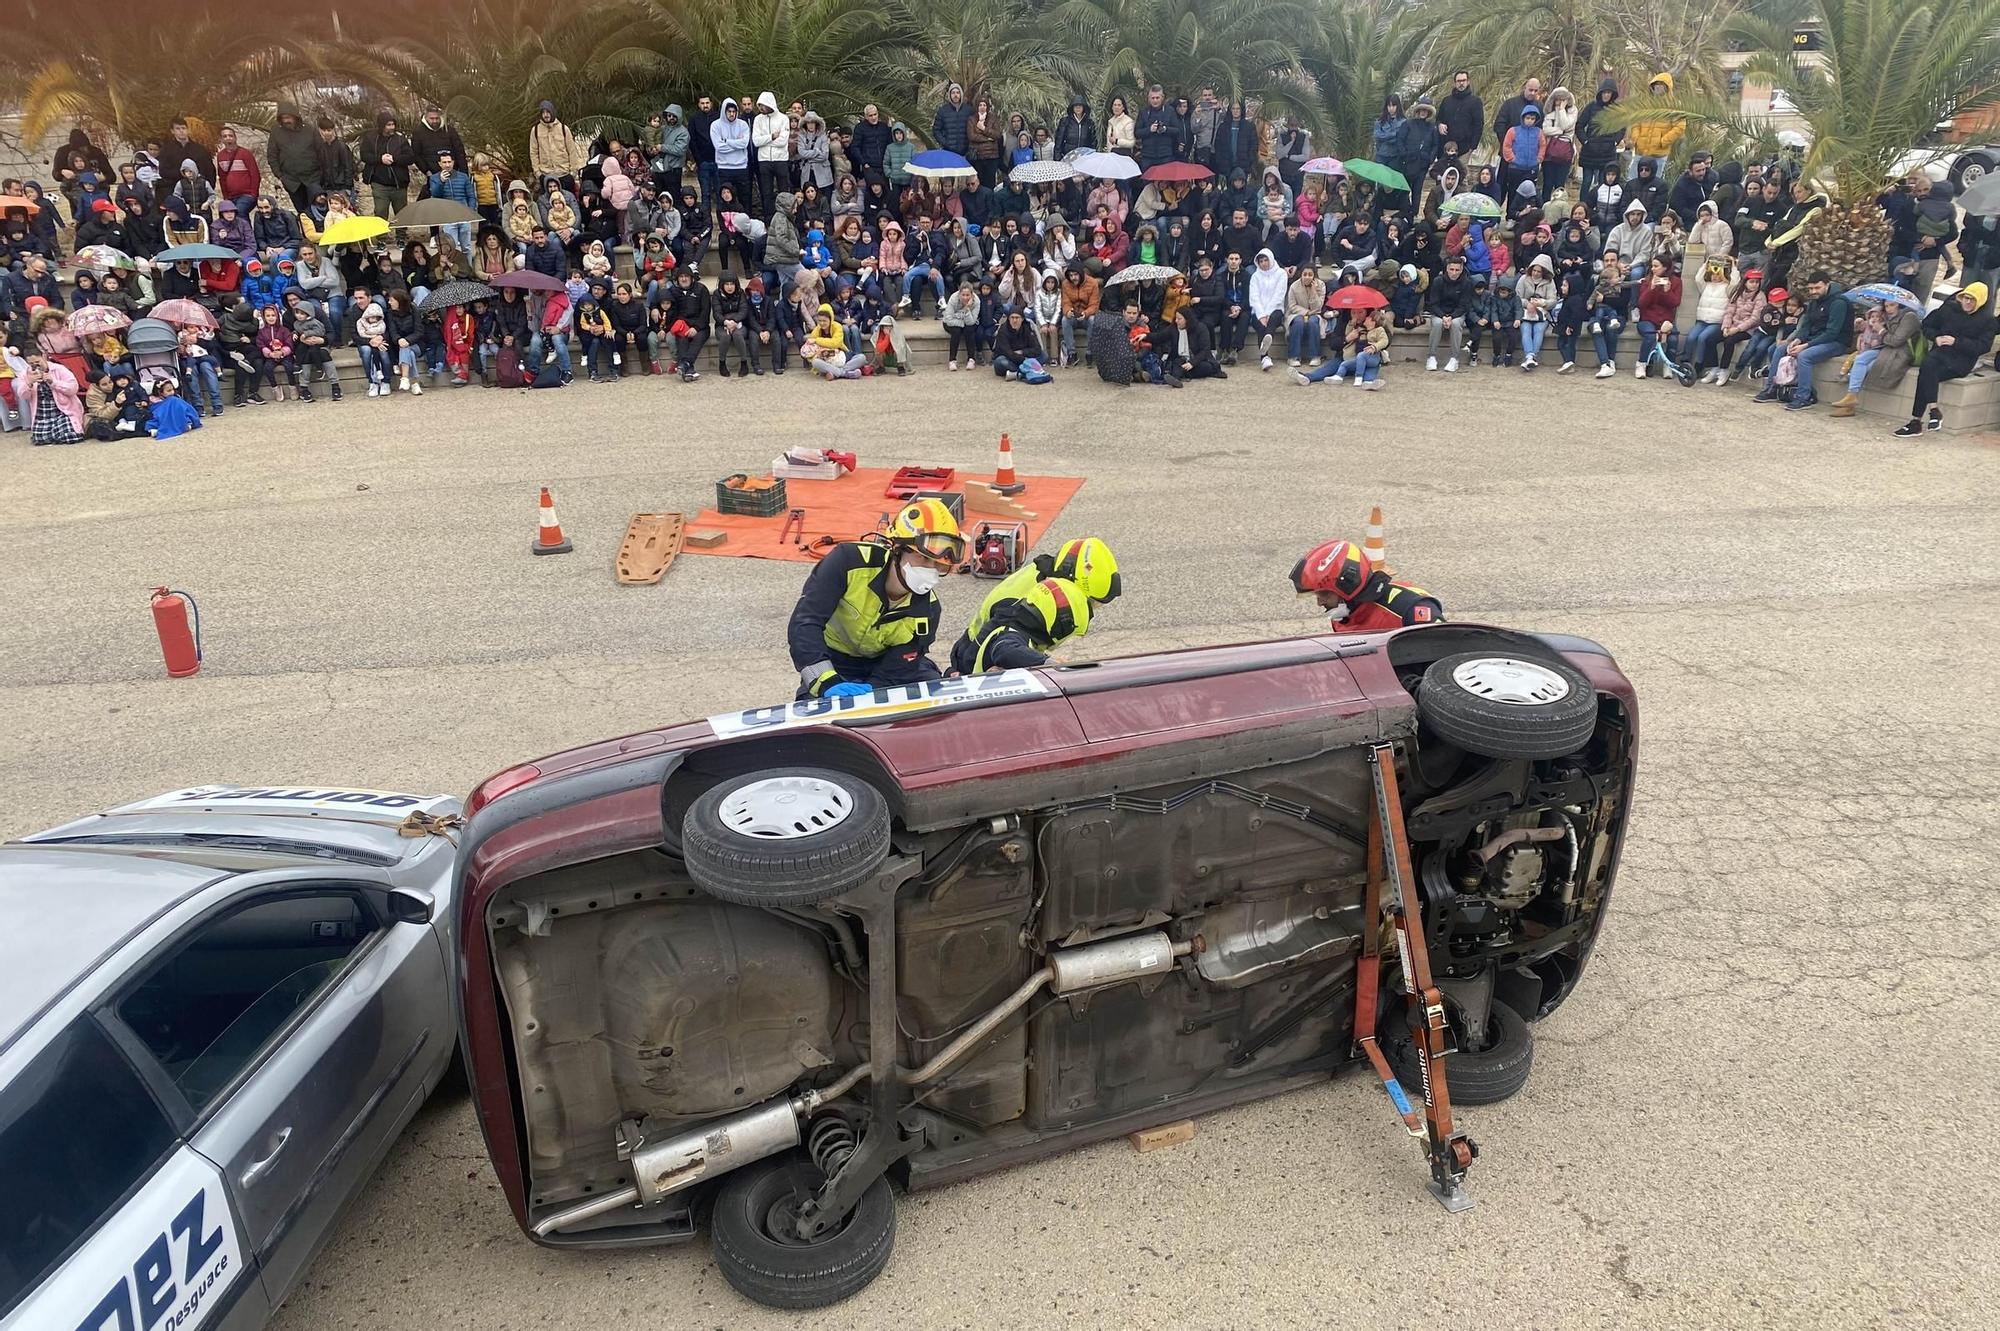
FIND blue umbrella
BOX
[1846,282,1924,314]
[907,149,974,180]
[156,242,242,263]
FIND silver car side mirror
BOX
[386,887,436,925]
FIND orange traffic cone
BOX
[991,432,1026,495]
[531,486,573,555]
[1362,505,1387,571]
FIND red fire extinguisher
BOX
[150,587,202,678]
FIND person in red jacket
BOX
[1289,539,1444,633]
[1633,254,1682,376]
[213,125,263,202]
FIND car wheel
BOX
[1416,652,1598,760]
[710,1155,896,1309]
[1386,1000,1535,1106]
[1951,152,1994,192]
[682,767,891,907]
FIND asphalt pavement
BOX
[4,365,1996,1329]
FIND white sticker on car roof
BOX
[115,786,453,815]
[1,1148,246,1331]
[710,669,1052,738]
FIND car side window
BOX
[116,892,380,1114]
[0,1018,178,1317]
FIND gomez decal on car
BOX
[709,670,1053,737]
[2,1151,245,1331]
[123,786,447,812]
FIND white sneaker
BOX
[1311,356,1324,367]
[1634,363,1646,379]
[1260,355,1273,371]
[1595,362,1615,379]
[1363,379,1381,391]
[948,359,957,370]
[412,380,423,395]
[1444,357,1458,373]
[1004,370,1018,381]
[1293,371,1311,386]
[1426,355,1438,371]
[1287,358,1301,367]
[397,377,411,392]
[1558,361,1574,374]
[612,352,621,366]
[1329,374,1345,385]
[1522,356,1537,369]
[897,296,912,310]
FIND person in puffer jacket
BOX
[1685,255,1735,380]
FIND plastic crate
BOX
[716,474,789,517]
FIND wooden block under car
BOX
[1128,1120,1195,1153]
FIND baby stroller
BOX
[125,318,184,398]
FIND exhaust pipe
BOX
[533,932,1192,1237]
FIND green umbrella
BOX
[1440,192,1503,220]
[1341,159,1410,192]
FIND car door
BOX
[0,1016,270,1331]
[102,874,451,1307]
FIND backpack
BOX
[1019,357,1052,385]
[495,346,525,388]
[1771,354,1797,387]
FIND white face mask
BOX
[901,559,941,595]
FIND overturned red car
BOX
[454,623,1637,1307]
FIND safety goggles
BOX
[902,531,967,567]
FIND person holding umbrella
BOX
[1297,287,1389,385]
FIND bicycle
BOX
[1640,333,1698,387]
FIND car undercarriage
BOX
[469,627,1636,1307]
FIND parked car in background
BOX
[0,785,463,1331]
[455,622,1640,1308]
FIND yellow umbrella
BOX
[318,214,390,246]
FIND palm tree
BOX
[852,0,1091,134]
[1052,0,1326,129]
[0,7,340,152]
[639,0,907,122]
[1429,0,1622,105]
[341,0,667,172]
[1615,0,2000,286]
[1299,0,1436,158]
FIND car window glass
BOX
[117,893,377,1113]
[0,1018,177,1317]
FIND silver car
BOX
[0,785,462,1331]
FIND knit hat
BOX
[748,276,765,294]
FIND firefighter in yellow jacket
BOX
[960,536,1122,650]
[788,499,967,698]
[952,577,1091,674]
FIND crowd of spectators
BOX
[4,71,1995,439]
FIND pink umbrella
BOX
[67,304,132,337]
[1302,157,1347,176]
[151,298,218,330]
[1140,161,1213,183]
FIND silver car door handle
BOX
[240,1126,293,1186]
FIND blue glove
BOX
[824,681,875,699]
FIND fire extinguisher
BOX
[150,587,202,678]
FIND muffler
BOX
[532,1097,813,1237]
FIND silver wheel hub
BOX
[1451,657,1572,706]
[719,776,853,838]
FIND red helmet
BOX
[1289,539,1372,601]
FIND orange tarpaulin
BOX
[687,467,1086,563]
